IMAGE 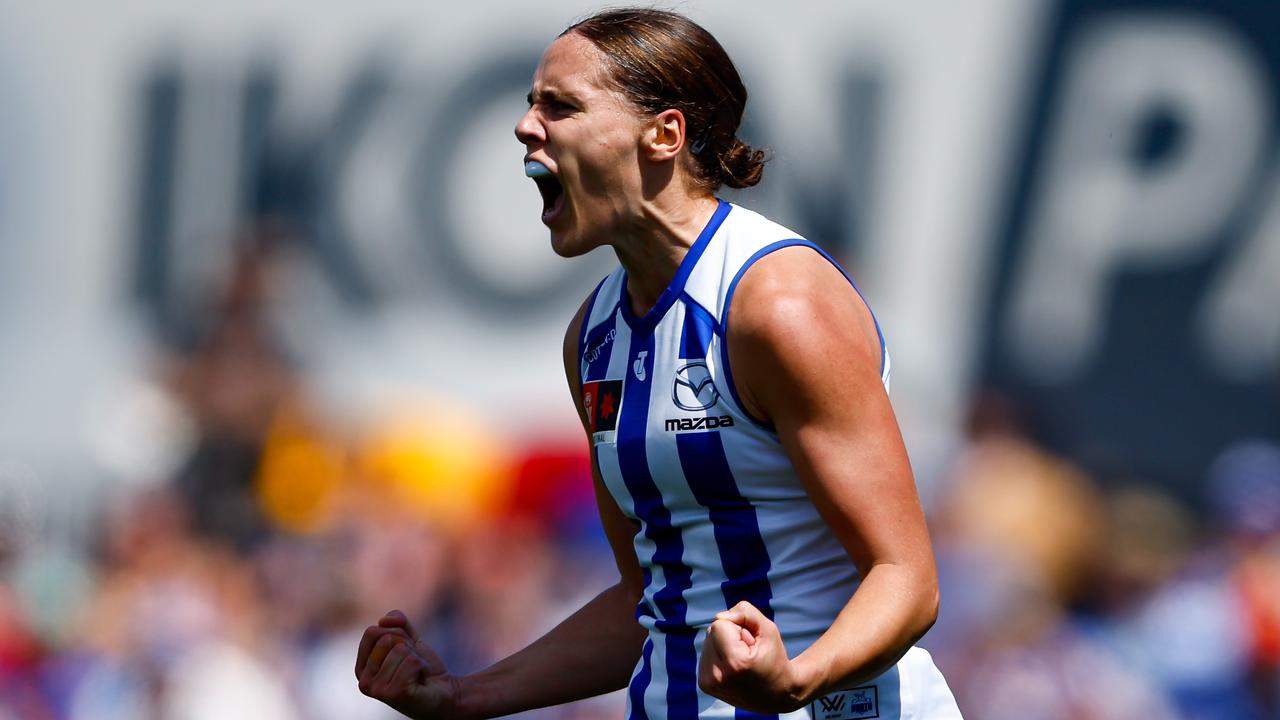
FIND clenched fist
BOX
[697,601,808,714]
[356,610,460,719]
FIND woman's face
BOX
[515,33,647,257]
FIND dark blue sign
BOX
[983,0,1280,500]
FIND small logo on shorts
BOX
[813,686,878,719]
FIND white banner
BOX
[0,1,1042,497]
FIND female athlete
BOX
[356,8,962,719]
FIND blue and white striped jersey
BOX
[577,201,961,719]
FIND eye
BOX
[526,93,577,116]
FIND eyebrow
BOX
[527,87,584,107]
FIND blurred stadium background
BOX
[1,0,1278,718]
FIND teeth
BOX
[525,160,552,178]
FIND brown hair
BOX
[564,8,766,191]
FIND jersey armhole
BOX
[576,275,610,379]
[719,239,888,430]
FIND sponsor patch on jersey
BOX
[582,327,617,365]
[663,415,735,432]
[583,379,623,444]
[633,350,649,381]
[672,360,719,411]
[812,686,878,720]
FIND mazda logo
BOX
[672,361,719,411]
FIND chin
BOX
[546,219,602,258]
[548,232,592,259]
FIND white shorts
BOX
[629,643,962,719]
[793,646,963,720]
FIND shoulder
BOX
[562,272,616,383]
[722,202,801,242]
[725,246,884,420]
[728,246,881,371]
[562,284,600,385]
[561,285,602,431]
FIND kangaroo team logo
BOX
[672,361,718,411]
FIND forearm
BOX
[453,581,647,720]
[789,562,938,702]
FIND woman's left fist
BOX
[697,601,807,713]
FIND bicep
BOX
[726,250,932,574]
[777,377,929,574]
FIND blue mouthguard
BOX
[525,160,552,178]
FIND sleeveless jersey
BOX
[577,201,961,720]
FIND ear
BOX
[642,108,686,162]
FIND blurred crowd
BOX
[925,397,1280,720]
[1,236,1278,720]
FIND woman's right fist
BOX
[355,610,460,719]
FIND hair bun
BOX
[567,9,764,192]
[718,138,766,189]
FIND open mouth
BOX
[525,160,565,223]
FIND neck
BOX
[612,194,720,318]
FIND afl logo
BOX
[672,361,719,411]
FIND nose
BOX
[514,105,544,147]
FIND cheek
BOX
[584,114,639,158]
[579,132,638,188]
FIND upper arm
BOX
[563,294,645,598]
[724,247,934,577]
